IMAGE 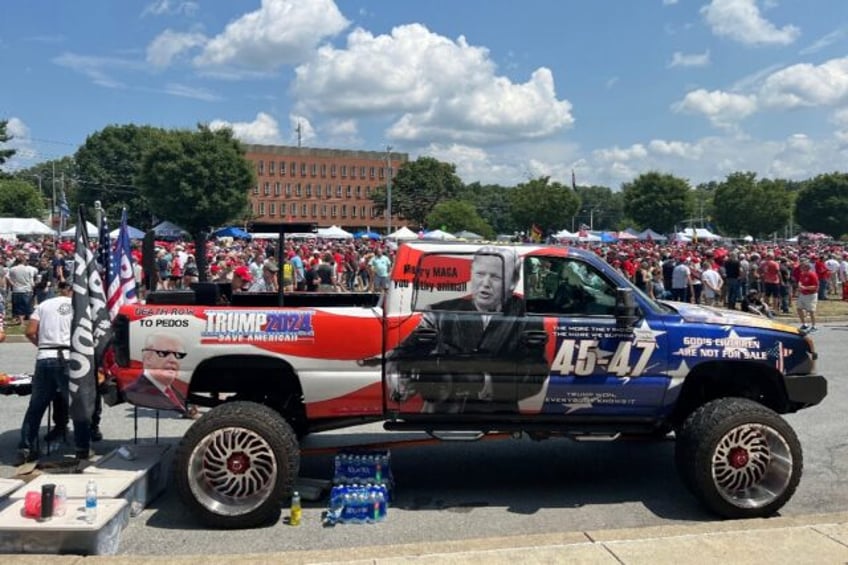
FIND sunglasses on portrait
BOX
[143,348,187,360]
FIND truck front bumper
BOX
[784,374,827,408]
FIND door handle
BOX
[522,330,548,347]
[412,328,438,343]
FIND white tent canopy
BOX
[554,229,578,240]
[61,221,98,238]
[0,218,54,236]
[387,226,418,240]
[682,228,722,240]
[316,225,353,239]
[422,229,457,240]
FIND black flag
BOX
[68,206,112,422]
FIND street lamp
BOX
[386,145,393,234]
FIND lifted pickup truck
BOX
[105,241,826,528]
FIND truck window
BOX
[524,256,617,316]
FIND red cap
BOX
[233,266,252,282]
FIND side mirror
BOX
[615,288,639,330]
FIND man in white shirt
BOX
[701,261,723,306]
[16,282,94,465]
[7,255,38,326]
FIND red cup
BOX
[24,491,41,518]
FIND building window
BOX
[325,184,331,198]
[257,160,264,176]
[320,164,326,177]
[259,202,265,215]
[269,202,276,216]
[366,187,372,198]
[290,203,297,216]
[330,164,337,177]
[331,204,337,217]
[355,185,361,198]
[252,185,259,195]
[301,204,307,216]
[311,163,318,176]
[321,204,327,217]
[341,204,347,217]
[379,167,385,179]
[361,206,367,218]
[305,183,312,198]
[301,162,307,176]
[340,165,347,178]
[296,183,302,197]
[369,166,376,178]
[346,185,352,197]
[280,161,286,176]
[285,183,292,197]
[274,182,281,196]
[336,185,342,197]
[250,202,255,215]
[290,161,296,176]
[359,166,366,179]
[311,203,317,217]
[351,206,357,218]
[269,161,275,175]
[264,182,270,196]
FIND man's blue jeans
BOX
[725,278,741,308]
[18,358,90,453]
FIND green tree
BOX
[74,124,168,228]
[0,177,46,217]
[370,156,464,229]
[138,125,255,281]
[713,172,791,238]
[0,120,15,171]
[457,182,517,234]
[622,172,692,234]
[795,172,848,238]
[425,200,495,240]
[693,181,718,225]
[574,185,624,230]
[508,176,580,235]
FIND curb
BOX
[4,511,845,563]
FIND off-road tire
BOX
[173,401,300,529]
[675,397,802,519]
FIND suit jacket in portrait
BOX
[123,373,186,412]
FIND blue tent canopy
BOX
[212,226,251,239]
[354,230,382,240]
[600,231,618,243]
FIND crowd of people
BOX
[2,233,848,336]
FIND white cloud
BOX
[0,118,37,171]
[52,52,144,88]
[193,0,349,70]
[668,50,710,68]
[663,0,679,5]
[294,24,573,145]
[209,112,282,144]
[147,29,207,68]
[288,114,316,145]
[700,0,800,46]
[142,0,199,17]
[799,27,847,55]
[758,56,848,108]
[672,89,758,127]
[161,83,221,101]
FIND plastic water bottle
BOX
[289,491,301,526]
[84,479,97,524]
[54,484,67,517]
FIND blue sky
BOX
[2,0,847,189]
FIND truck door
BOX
[385,248,548,416]
[523,254,669,417]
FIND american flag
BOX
[767,341,787,373]
[106,208,139,320]
[68,206,112,422]
[98,214,111,281]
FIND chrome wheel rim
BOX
[188,427,278,516]
[711,423,792,509]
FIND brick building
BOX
[244,144,407,232]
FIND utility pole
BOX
[52,162,58,238]
[386,145,393,235]
[296,121,302,147]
